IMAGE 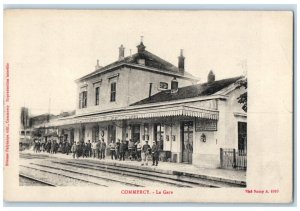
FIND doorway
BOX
[238,122,247,152]
[131,125,140,143]
[70,129,74,145]
[181,121,193,164]
[92,125,99,142]
[79,125,85,143]
[108,125,116,143]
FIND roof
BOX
[77,48,198,82]
[131,76,244,106]
[39,105,219,128]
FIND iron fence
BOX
[220,148,247,170]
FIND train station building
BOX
[38,40,247,168]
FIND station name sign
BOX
[195,119,217,131]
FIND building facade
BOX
[38,40,247,168]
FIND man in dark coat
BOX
[65,141,70,155]
[115,139,121,160]
[87,140,92,157]
[100,139,106,159]
[151,141,160,166]
[119,140,126,161]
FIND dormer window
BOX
[159,82,168,90]
[137,59,145,65]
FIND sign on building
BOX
[195,119,217,131]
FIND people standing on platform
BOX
[151,141,160,166]
[128,139,135,160]
[58,140,63,153]
[34,140,40,153]
[36,140,40,153]
[99,139,105,159]
[119,140,126,161]
[55,140,60,154]
[141,140,151,166]
[77,141,82,158]
[115,139,121,160]
[109,140,116,160]
[65,141,70,155]
[91,140,98,158]
[136,141,142,161]
[87,140,92,157]
[71,142,77,159]
[40,140,45,152]
[46,140,51,153]
[82,143,88,158]
[50,140,55,154]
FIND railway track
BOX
[20,165,108,186]
[52,161,205,187]
[20,163,151,187]
[63,160,245,188]
[19,173,56,186]
[28,163,144,187]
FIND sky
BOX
[5,10,252,116]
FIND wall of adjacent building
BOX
[223,87,247,149]
[192,87,247,168]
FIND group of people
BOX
[70,139,107,159]
[32,137,161,166]
[33,139,71,155]
[107,139,160,166]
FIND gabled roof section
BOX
[76,49,198,82]
[131,76,244,106]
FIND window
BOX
[110,82,116,102]
[92,126,99,141]
[160,82,168,90]
[79,91,87,108]
[238,122,247,152]
[154,123,165,150]
[95,87,100,105]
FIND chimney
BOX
[95,59,101,70]
[171,77,178,94]
[148,83,153,99]
[119,44,125,60]
[178,49,185,74]
[208,70,215,83]
[137,36,146,53]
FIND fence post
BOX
[233,148,236,168]
[220,148,223,168]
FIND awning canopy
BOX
[37,105,219,128]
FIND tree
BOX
[236,78,247,112]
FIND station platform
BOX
[20,151,246,186]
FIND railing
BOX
[220,148,247,170]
